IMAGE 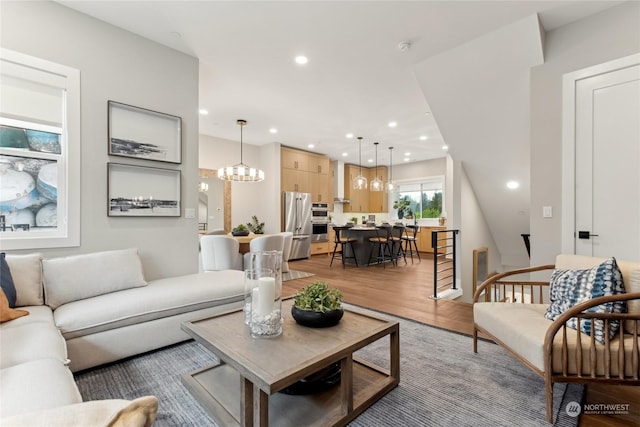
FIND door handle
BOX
[578,231,599,239]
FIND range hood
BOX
[332,160,350,203]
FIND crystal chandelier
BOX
[218,119,265,182]
[386,146,398,193]
[352,137,368,190]
[370,142,383,192]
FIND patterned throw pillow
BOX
[544,257,627,344]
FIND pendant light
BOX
[386,146,398,193]
[370,142,383,192]
[218,119,265,182]
[352,136,368,190]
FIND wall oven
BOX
[311,203,329,242]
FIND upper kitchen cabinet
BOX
[281,147,309,171]
[343,164,369,213]
[281,146,330,203]
[368,166,388,212]
[308,155,329,175]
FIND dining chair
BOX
[200,235,243,271]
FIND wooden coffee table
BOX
[181,299,399,427]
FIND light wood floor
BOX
[283,253,639,427]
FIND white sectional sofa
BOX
[0,247,245,424]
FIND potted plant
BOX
[393,197,411,219]
[246,215,264,234]
[292,281,343,328]
[231,224,250,236]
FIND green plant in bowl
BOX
[292,281,344,327]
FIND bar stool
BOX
[402,225,421,263]
[367,225,393,268]
[390,225,407,265]
[330,226,358,268]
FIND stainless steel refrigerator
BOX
[283,192,312,260]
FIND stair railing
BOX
[431,229,460,299]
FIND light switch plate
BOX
[184,208,196,219]
[543,206,553,218]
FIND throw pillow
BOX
[0,288,29,323]
[544,257,626,344]
[1,252,17,307]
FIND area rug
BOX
[75,312,582,427]
[282,269,314,282]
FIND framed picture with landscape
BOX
[108,101,182,164]
[108,163,181,217]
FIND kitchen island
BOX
[336,226,390,266]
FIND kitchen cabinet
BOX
[343,164,389,213]
[328,161,335,211]
[310,241,329,255]
[343,164,369,213]
[281,168,309,193]
[368,166,388,212]
[416,226,447,253]
[309,174,329,203]
[281,147,309,171]
[281,147,330,202]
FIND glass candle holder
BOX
[243,268,274,325]
[246,251,283,338]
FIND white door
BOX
[562,54,640,260]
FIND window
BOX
[0,48,80,249]
[394,177,444,220]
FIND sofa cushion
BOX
[1,253,17,307]
[43,248,147,309]
[545,257,626,344]
[0,305,53,330]
[0,289,28,323]
[54,270,244,339]
[1,396,159,427]
[5,253,43,306]
[475,302,637,376]
[0,359,82,418]
[0,322,68,369]
[475,302,551,371]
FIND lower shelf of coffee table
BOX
[182,359,397,427]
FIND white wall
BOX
[530,1,640,266]
[199,134,281,233]
[459,164,501,302]
[1,1,200,279]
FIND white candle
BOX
[257,277,275,316]
[251,288,260,312]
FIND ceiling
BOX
[57,0,619,165]
[56,0,622,265]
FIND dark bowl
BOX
[291,306,344,328]
[231,230,250,236]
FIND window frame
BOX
[0,48,80,250]
[393,175,445,221]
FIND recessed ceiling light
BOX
[342,152,348,157]
[388,121,397,128]
[507,181,520,189]
[307,144,315,149]
[345,133,354,139]
[442,145,449,150]
[199,109,208,115]
[404,152,411,156]
[295,55,308,65]
[403,158,410,162]
[425,111,432,116]
[419,135,427,141]
[269,128,278,134]
[367,159,373,163]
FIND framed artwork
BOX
[108,163,181,217]
[108,101,182,164]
